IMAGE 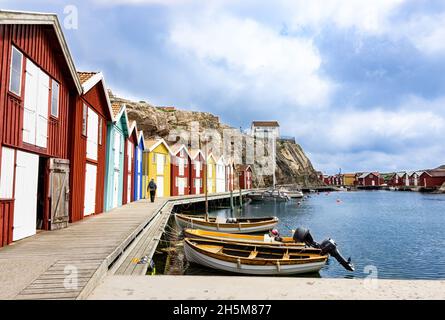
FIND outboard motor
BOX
[293,227,319,248]
[319,238,355,271]
[293,228,354,272]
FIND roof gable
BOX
[144,138,173,154]
[78,71,113,120]
[0,10,82,94]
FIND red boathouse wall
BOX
[0,24,78,245]
[69,81,110,222]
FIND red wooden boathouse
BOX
[170,143,191,196]
[237,164,253,189]
[69,72,113,222]
[418,170,445,188]
[123,121,137,205]
[189,148,204,195]
[0,12,82,246]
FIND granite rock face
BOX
[110,92,322,188]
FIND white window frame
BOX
[9,46,23,96]
[82,103,88,136]
[50,80,59,118]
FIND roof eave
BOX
[0,11,82,94]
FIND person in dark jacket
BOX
[148,178,157,203]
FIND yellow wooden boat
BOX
[175,213,278,234]
[184,228,308,247]
[184,238,328,275]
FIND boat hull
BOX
[184,229,309,247]
[175,214,278,234]
[184,241,326,275]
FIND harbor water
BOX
[158,190,445,280]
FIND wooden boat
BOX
[175,213,278,234]
[248,189,290,202]
[184,228,316,249]
[279,188,304,199]
[184,238,328,275]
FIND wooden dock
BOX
[0,190,250,300]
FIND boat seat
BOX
[248,251,258,259]
[200,245,223,254]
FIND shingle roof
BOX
[424,170,445,177]
[77,71,98,84]
[252,121,280,127]
[111,102,123,118]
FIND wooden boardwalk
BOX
[0,191,250,300]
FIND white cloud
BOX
[93,0,192,5]
[168,13,333,109]
[280,0,405,34]
[396,13,445,55]
[325,109,444,150]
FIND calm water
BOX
[159,190,445,279]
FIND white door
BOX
[371,180,375,186]
[195,178,200,195]
[13,151,39,241]
[178,158,184,176]
[195,160,200,177]
[23,59,38,145]
[156,154,164,175]
[113,171,119,208]
[156,176,164,197]
[36,70,49,148]
[178,178,185,196]
[127,174,132,203]
[84,163,97,216]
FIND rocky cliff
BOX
[109,91,322,187]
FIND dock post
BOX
[239,188,243,208]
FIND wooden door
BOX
[49,159,70,230]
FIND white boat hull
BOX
[175,215,278,234]
[184,242,326,275]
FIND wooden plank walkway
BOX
[0,190,250,300]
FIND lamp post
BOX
[239,171,243,208]
[204,141,208,217]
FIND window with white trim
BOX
[51,80,59,117]
[98,118,103,145]
[9,46,23,96]
[82,103,87,136]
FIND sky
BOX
[2,0,445,174]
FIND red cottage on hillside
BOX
[70,72,113,222]
[225,158,235,192]
[0,12,82,246]
[388,172,405,187]
[170,143,191,196]
[189,149,204,195]
[409,171,424,187]
[238,165,253,189]
[123,121,138,205]
[357,172,381,186]
[418,170,445,188]
[323,175,331,185]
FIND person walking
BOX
[148,178,157,203]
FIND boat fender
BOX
[276,261,281,272]
[237,258,241,269]
[319,238,355,272]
